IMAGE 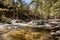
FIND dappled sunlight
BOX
[0,0,60,40]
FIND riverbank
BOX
[0,19,60,40]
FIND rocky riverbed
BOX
[0,19,60,40]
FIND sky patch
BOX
[23,0,32,4]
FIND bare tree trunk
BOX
[12,0,15,19]
[18,0,23,19]
[34,0,39,19]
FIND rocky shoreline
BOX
[0,19,60,40]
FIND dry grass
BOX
[7,28,54,40]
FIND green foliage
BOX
[0,0,60,19]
